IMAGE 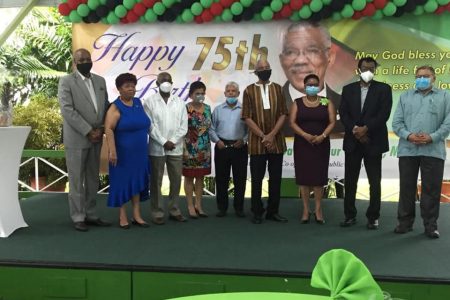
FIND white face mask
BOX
[159,82,172,93]
[359,70,374,83]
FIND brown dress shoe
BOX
[74,222,88,232]
[152,217,165,225]
[169,214,187,222]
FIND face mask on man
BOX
[359,70,374,83]
[226,97,238,105]
[415,77,432,90]
[256,69,272,82]
[305,86,320,96]
[77,62,92,77]
[159,82,172,93]
[194,95,205,103]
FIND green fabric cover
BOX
[168,292,330,300]
[311,249,383,300]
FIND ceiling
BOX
[0,0,58,8]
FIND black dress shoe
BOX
[235,210,245,218]
[169,214,187,222]
[216,211,227,217]
[340,218,356,227]
[394,225,412,234]
[74,222,88,232]
[425,229,440,239]
[266,214,288,223]
[314,213,325,225]
[131,219,149,228]
[85,218,111,227]
[367,219,379,230]
[252,216,262,224]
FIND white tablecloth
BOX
[0,126,31,237]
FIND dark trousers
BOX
[398,156,444,232]
[344,148,382,221]
[250,153,283,217]
[215,144,248,212]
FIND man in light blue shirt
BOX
[210,81,248,217]
[392,65,450,238]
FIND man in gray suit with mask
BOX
[58,48,111,231]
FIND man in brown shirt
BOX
[242,59,288,224]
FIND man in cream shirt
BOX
[142,72,188,225]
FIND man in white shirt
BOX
[142,72,188,224]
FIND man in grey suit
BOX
[58,48,111,232]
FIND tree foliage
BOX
[0,7,72,105]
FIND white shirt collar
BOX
[77,70,91,80]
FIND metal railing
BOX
[19,150,68,192]
[18,150,450,201]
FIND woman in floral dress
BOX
[183,81,211,219]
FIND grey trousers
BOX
[150,155,183,219]
[398,156,444,232]
[65,145,101,223]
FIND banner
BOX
[73,14,450,179]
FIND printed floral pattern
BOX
[183,102,211,171]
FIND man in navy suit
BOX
[339,57,392,230]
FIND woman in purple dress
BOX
[289,74,336,224]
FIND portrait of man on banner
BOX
[279,21,354,138]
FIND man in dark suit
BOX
[279,21,345,198]
[339,57,392,230]
[58,48,111,232]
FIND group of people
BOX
[58,45,450,239]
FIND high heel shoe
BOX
[131,219,149,228]
[195,208,208,218]
[314,213,325,225]
[119,222,130,229]
[300,212,311,224]
[188,207,198,219]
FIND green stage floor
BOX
[1,193,450,283]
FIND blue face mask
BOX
[226,97,238,105]
[415,77,431,90]
[305,85,320,96]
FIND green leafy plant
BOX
[13,93,66,188]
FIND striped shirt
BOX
[241,82,288,155]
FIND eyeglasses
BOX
[281,47,328,60]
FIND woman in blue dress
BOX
[104,73,151,229]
